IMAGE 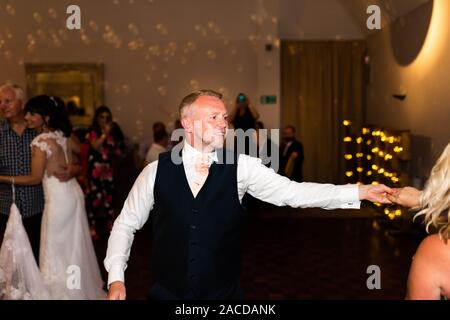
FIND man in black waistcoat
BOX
[104,89,393,300]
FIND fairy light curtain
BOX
[342,120,411,220]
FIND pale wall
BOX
[366,0,450,180]
[0,0,365,147]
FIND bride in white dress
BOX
[0,95,105,299]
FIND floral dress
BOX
[85,130,117,227]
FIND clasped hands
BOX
[387,186,422,208]
[358,184,422,208]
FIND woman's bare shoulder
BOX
[415,234,450,267]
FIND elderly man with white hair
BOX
[0,84,44,261]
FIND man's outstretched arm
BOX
[104,161,157,300]
[239,154,393,209]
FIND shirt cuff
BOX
[107,264,125,287]
[339,184,361,209]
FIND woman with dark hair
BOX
[229,93,259,131]
[229,93,260,156]
[85,106,124,238]
[0,95,105,299]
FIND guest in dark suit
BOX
[279,125,304,182]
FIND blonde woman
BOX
[389,142,450,299]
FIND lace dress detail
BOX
[31,140,53,158]
[0,204,50,299]
[30,131,69,177]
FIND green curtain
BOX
[281,40,366,183]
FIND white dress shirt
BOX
[144,142,167,165]
[104,141,361,286]
[282,140,293,157]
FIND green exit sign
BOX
[260,95,277,104]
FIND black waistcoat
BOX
[151,148,245,299]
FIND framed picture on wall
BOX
[25,63,104,128]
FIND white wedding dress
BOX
[0,203,50,299]
[1,130,105,300]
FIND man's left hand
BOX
[54,164,81,182]
[358,184,394,204]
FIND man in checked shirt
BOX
[0,84,79,263]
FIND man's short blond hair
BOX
[178,89,223,119]
[0,83,26,103]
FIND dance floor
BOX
[94,202,426,300]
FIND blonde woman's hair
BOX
[414,142,450,242]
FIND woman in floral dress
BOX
[85,106,124,239]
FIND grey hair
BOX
[0,83,26,103]
[178,89,223,119]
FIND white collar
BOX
[183,140,218,163]
[151,142,167,151]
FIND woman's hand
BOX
[387,187,422,208]
[102,123,112,135]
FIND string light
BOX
[343,123,405,220]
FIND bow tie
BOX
[190,153,212,197]
[194,154,211,175]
